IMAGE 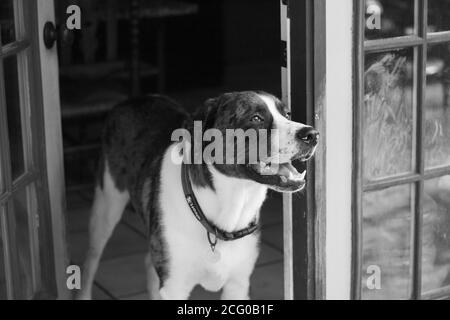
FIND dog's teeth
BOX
[288,171,295,180]
[299,170,306,180]
[280,176,288,183]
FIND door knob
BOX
[43,21,57,49]
[43,21,75,49]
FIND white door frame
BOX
[324,0,354,300]
[35,0,70,299]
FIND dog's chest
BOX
[158,145,263,290]
[199,250,229,292]
[198,237,258,292]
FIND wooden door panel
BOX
[0,0,67,299]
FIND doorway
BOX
[59,0,285,300]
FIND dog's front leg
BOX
[221,277,251,300]
[159,274,196,300]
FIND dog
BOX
[77,91,318,300]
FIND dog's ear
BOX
[183,97,221,165]
[202,97,220,131]
[189,96,223,133]
[202,93,236,129]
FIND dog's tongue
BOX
[277,163,305,181]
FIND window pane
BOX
[364,50,415,182]
[425,43,450,169]
[0,208,7,299]
[365,0,415,40]
[12,186,34,299]
[428,0,450,33]
[362,184,413,299]
[3,55,25,180]
[0,0,15,45]
[422,177,450,293]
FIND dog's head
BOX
[188,91,318,193]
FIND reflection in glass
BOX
[363,50,414,182]
[422,177,450,293]
[3,55,25,180]
[365,0,415,40]
[428,0,450,33]
[0,208,7,299]
[425,43,450,169]
[13,187,34,299]
[362,184,412,299]
[0,0,15,45]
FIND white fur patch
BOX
[158,144,264,299]
[258,94,306,163]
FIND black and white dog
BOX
[77,91,318,300]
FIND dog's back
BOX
[98,95,188,207]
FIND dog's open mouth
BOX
[253,161,305,182]
[248,158,307,192]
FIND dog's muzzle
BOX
[248,125,319,193]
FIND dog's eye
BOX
[251,115,264,123]
[286,112,291,120]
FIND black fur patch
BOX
[99,94,188,286]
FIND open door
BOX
[0,0,68,299]
[280,0,326,300]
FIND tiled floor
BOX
[67,189,284,300]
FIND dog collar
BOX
[181,163,259,250]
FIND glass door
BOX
[0,0,65,299]
[354,0,450,300]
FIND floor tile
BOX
[256,243,283,267]
[95,253,147,297]
[120,291,148,300]
[250,262,284,300]
[92,284,115,300]
[68,223,148,264]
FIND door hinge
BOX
[281,40,287,68]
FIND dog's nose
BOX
[296,126,319,145]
